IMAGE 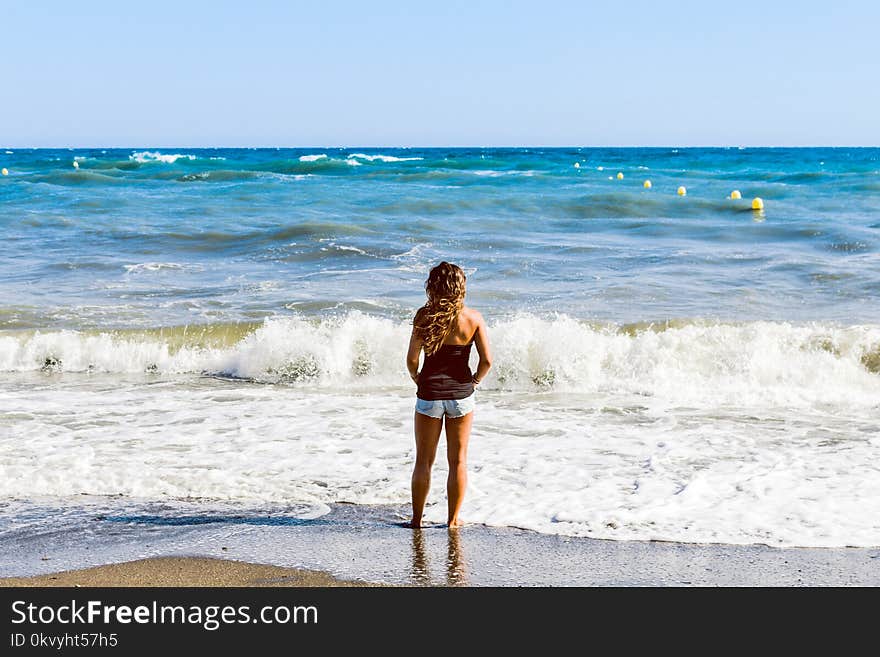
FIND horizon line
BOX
[3,144,880,150]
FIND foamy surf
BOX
[1,345,878,547]
[1,313,877,406]
[129,151,197,163]
[346,153,423,162]
[2,313,879,547]
[123,262,202,274]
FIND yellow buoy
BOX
[1,168,7,176]
[677,186,687,196]
[730,190,742,200]
[751,197,764,211]
[643,180,652,189]
[72,160,79,169]
[616,172,624,180]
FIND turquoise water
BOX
[2,147,879,548]
[1,147,878,328]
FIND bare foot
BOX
[447,519,465,528]
[401,519,423,529]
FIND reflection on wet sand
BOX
[445,528,467,586]
[410,529,432,585]
[409,528,468,586]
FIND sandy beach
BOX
[0,557,368,587]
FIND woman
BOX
[406,262,492,528]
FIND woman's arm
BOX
[471,311,493,385]
[406,326,423,384]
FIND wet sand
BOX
[2,504,878,586]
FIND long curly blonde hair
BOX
[415,262,467,356]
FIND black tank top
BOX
[417,342,475,400]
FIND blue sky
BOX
[2,1,878,146]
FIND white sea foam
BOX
[129,151,197,164]
[471,170,509,177]
[346,153,423,163]
[322,242,369,256]
[263,172,310,182]
[1,314,879,547]
[299,154,327,162]
[471,169,537,177]
[1,314,878,404]
[252,280,281,292]
[123,262,200,274]
[389,242,434,272]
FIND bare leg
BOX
[444,411,473,528]
[410,411,443,528]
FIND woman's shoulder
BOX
[413,305,429,323]
[460,306,485,326]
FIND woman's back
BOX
[416,308,479,400]
[418,342,474,401]
[440,306,480,346]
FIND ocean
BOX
[1,147,879,550]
